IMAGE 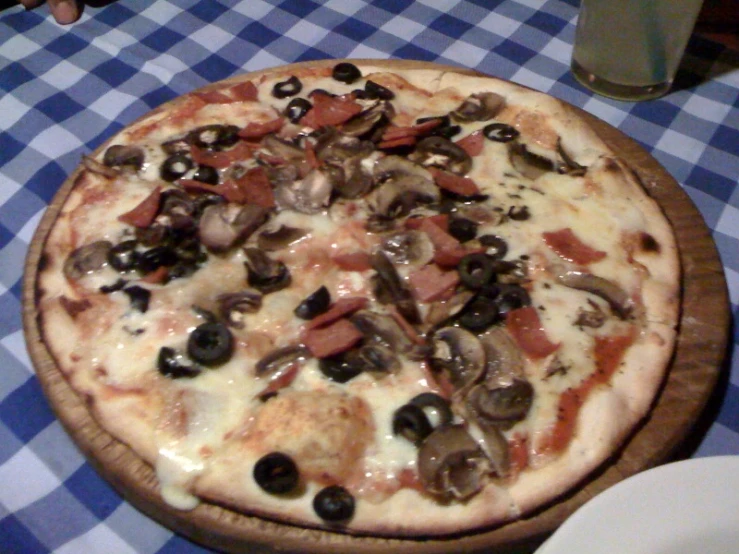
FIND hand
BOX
[20,0,81,24]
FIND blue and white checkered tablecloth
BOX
[0,1,737,552]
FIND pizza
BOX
[31,61,679,536]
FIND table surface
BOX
[1,1,737,553]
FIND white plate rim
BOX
[536,455,739,554]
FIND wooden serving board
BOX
[22,60,730,554]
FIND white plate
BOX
[536,456,739,554]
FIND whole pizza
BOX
[31,61,679,535]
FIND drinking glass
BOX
[571,0,705,101]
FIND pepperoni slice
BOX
[542,228,607,265]
[117,186,161,228]
[455,130,484,157]
[190,141,255,169]
[332,251,372,271]
[301,94,363,128]
[193,89,236,104]
[377,136,417,149]
[381,119,442,141]
[505,306,560,360]
[178,180,246,204]
[232,166,275,208]
[418,218,470,267]
[302,318,363,358]
[405,214,449,232]
[429,168,481,196]
[238,117,284,140]
[305,297,369,330]
[408,264,460,303]
[229,80,259,101]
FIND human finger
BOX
[19,0,45,9]
[46,0,80,24]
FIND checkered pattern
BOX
[1,0,737,552]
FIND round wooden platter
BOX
[22,60,730,554]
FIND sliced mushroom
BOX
[409,136,472,176]
[257,224,309,251]
[64,241,113,281]
[509,142,558,180]
[373,155,433,183]
[198,203,268,253]
[314,129,375,164]
[425,290,475,328]
[103,144,145,170]
[83,155,119,178]
[274,168,334,214]
[341,100,395,137]
[379,230,434,267]
[334,156,375,199]
[345,343,401,374]
[243,248,291,294]
[480,327,525,388]
[265,164,300,189]
[466,379,533,429]
[255,345,310,378]
[557,138,586,176]
[450,92,505,122]
[429,327,486,392]
[350,310,428,360]
[160,189,195,217]
[472,421,511,478]
[370,251,420,323]
[554,267,633,319]
[261,134,306,163]
[217,289,262,328]
[417,424,492,500]
[369,174,440,218]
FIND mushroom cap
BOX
[417,424,492,500]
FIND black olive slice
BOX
[332,62,362,84]
[392,404,433,446]
[508,205,530,221]
[479,235,508,260]
[187,322,234,367]
[458,294,500,332]
[188,124,240,151]
[495,284,531,317]
[416,115,461,140]
[99,278,127,294]
[294,286,331,320]
[448,217,478,243]
[308,88,335,98]
[409,393,454,428]
[123,285,151,313]
[108,240,139,272]
[272,75,303,99]
[160,153,193,182]
[244,249,292,294]
[157,347,201,379]
[318,352,364,383]
[350,88,370,99]
[483,122,519,143]
[253,452,300,494]
[136,246,178,274]
[284,97,312,123]
[313,485,355,522]
[364,79,394,100]
[458,253,495,290]
[193,164,219,185]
